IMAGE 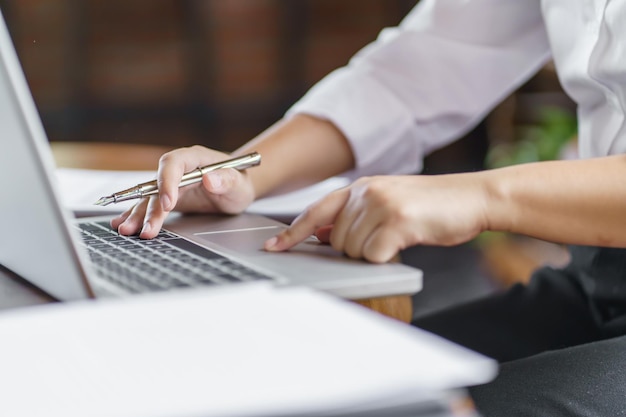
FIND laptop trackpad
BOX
[194,226,343,258]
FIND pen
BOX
[93,152,261,206]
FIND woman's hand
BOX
[265,173,491,263]
[111,146,256,239]
[110,114,355,240]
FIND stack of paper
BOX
[0,284,496,417]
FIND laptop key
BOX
[77,221,277,294]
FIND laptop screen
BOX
[0,9,93,300]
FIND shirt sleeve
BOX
[286,0,552,178]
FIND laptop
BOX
[0,10,422,302]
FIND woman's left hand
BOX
[264,173,491,263]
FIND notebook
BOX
[0,10,422,302]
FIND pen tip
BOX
[94,196,114,206]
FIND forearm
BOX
[484,155,626,247]
[234,114,355,199]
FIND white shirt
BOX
[287,0,626,178]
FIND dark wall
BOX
[0,0,416,151]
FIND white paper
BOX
[56,168,156,214]
[0,285,496,417]
[247,176,350,219]
[55,168,350,218]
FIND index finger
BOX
[264,188,349,252]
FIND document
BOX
[55,168,351,218]
[0,285,496,417]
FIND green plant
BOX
[485,106,578,169]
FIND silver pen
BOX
[93,152,261,206]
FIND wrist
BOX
[479,168,515,234]
[236,114,355,199]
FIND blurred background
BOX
[0,0,577,168]
[1,0,418,151]
[0,0,578,317]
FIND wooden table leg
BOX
[354,295,413,323]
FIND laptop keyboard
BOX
[76,221,276,294]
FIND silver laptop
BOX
[0,10,422,302]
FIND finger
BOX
[329,184,383,257]
[328,191,362,253]
[314,225,333,243]
[340,208,383,259]
[114,200,149,235]
[114,194,167,239]
[200,168,250,214]
[139,195,171,239]
[328,178,376,254]
[157,146,229,211]
[203,168,237,195]
[169,167,252,214]
[362,225,403,264]
[110,206,134,230]
[265,189,349,252]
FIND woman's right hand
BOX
[111,145,257,239]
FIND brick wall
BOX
[1,0,416,150]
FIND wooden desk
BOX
[0,142,413,323]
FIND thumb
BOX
[203,168,241,195]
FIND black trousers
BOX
[412,245,626,417]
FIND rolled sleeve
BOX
[286,0,551,178]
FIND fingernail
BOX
[208,173,223,190]
[161,194,172,211]
[264,236,278,251]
